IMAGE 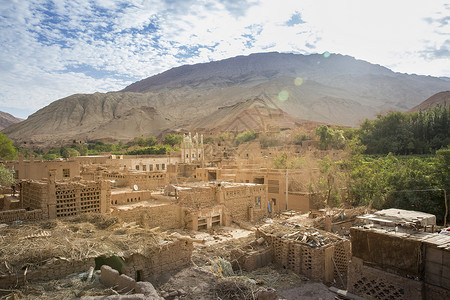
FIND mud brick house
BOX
[170,181,268,230]
[254,222,351,284]
[5,155,80,180]
[195,167,319,213]
[0,217,193,288]
[348,209,450,300]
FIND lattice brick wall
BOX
[56,188,77,217]
[352,276,405,299]
[80,186,101,213]
[333,240,351,280]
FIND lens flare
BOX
[278,90,289,102]
[323,51,330,58]
[294,77,303,86]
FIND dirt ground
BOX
[0,212,342,300]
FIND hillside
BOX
[0,111,23,131]
[4,52,450,149]
[408,91,450,112]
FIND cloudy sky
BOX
[1,0,449,118]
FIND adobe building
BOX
[4,155,81,181]
[240,222,352,284]
[0,216,194,288]
[74,153,182,173]
[195,167,319,213]
[172,181,268,230]
[348,209,450,300]
[0,170,111,224]
[181,132,205,163]
[111,181,268,231]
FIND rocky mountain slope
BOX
[4,52,450,149]
[0,111,23,131]
[408,91,450,112]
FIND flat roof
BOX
[358,208,436,226]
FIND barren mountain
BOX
[4,52,450,149]
[408,91,450,112]
[0,111,23,131]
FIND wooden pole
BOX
[444,189,448,228]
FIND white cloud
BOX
[0,0,449,118]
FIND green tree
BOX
[0,133,17,160]
[163,134,183,147]
[235,130,256,145]
[315,126,345,150]
[0,164,14,187]
[293,134,309,145]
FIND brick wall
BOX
[347,257,423,300]
[112,203,183,230]
[123,240,193,283]
[0,258,94,288]
[256,230,350,283]
[0,209,43,223]
[223,185,267,223]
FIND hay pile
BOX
[0,214,168,275]
[258,222,342,247]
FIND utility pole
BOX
[285,168,288,210]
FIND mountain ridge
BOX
[4,52,450,149]
[0,111,23,131]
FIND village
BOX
[1,131,449,300]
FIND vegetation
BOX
[163,134,183,147]
[315,125,345,150]
[293,134,310,145]
[0,133,17,160]
[235,130,256,145]
[312,140,450,223]
[132,136,157,147]
[126,145,175,155]
[0,164,14,188]
[273,153,305,169]
[359,105,450,154]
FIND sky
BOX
[0,0,449,119]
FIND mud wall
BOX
[0,209,43,223]
[110,190,152,205]
[123,240,193,283]
[350,227,421,277]
[112,203,183,230]
[0,258,94,288]
[347,257,423,300]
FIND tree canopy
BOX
[0,133,17,160]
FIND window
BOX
[63,169,70,178]
[162,163,165,170]
[272,198,277,205]
[149,164,153,171]
[135,165,139,170]
[142,165,146,171]
[14,170,19,179]
[156,164,160,170]
[255,196,261,208]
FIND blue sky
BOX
[0,0,449,119]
